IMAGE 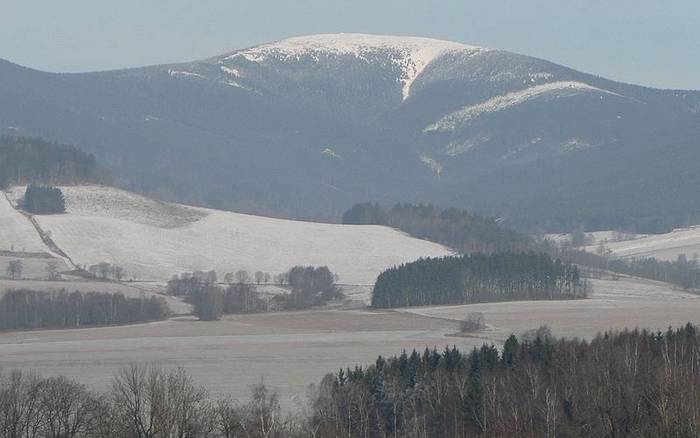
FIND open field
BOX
[4,186,452,284]
[1,274,699,407]
[0,309,474,407]
[0,255,70,280]
[399,275,700,339]
[548,227,700,262]
[0,194,47,253]
[588,226,700,262]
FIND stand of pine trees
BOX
[23,184,66,214]
[0,289,170,330]
[372,252,587,308]
[311,324,700,437]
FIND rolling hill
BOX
[588,226,700,262]
[1,33,699,230]
[3,185,452,284]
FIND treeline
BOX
[0,136,108,188]
[85,261,127,281]
[167,266,343,320]
[311,324,700,437]
[550,243,700,291]
[608,256,700,289]
[23,184,65,214]
[372,252,587,308]
[342,202,535,253]
[0,289,170,331]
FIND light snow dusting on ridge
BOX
[168,69,207,80]
[225,33,487,101]
[425,81,623,132]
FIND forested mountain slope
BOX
[2,34,699,230]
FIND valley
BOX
[1,273,698,409]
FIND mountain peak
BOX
[222,33,488,100]
[237,33,482,54]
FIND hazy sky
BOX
[2,0,699,89]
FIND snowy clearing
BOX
[545,230,646,247]
[585,226,700,262]
[425,81,622,132]
[5,186,451,284]
[547,227,700,262]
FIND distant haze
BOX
[1,0,699,90]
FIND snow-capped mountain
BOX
[1,33,699,230]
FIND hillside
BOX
[586,226,700,262]
[1,33,699,230]
[0,192,47,253]
[3,185,452,284]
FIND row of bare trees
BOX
[0,366,303,438]
[0,289,170,331]
[3,259,62,281]
[85,262,126,281]
[167,266,343,321]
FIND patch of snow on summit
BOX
[226,33,486,101]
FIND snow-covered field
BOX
[0,309,469,407]
[0,255,70,280]
[546,227,700,262]
[590,227,700,262]
[545,230,645,247]
[399,274,700,339]
[0,194,47,253]
[4,186,452,285]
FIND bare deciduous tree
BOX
[112,265,126,281]
[97,262,111,279]
[255,271,265,285]
[46,260,61,280]
[111,365,214,438]
[6,259,23,280]
[235,270,250,284]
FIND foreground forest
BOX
[1,325,699,437]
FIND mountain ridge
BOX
[1,33,699,231]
